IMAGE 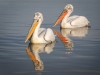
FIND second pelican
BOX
[25,12,55,43]
[54,4,90,28]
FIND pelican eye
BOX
[63,9,67,13]
[67,7,71,9]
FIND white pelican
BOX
[54,4,90,28]
[25,12,55,43]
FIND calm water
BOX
[0,0,100,75]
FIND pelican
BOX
[54,4,90,28]
[25,12,55,43]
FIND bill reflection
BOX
[54,26,90,50]
[25,42,56,71]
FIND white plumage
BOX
[54,4,90,28]
[25,12,55,43]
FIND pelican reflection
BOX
[60,26,90,38]
[54,26,90,50]
[25,42,56,71]
[54,30,73,50]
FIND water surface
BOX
[0,0,100,75]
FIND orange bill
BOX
[25,20,39,43]
[54,30,68,43]
[54,11,68,27]
[25,47,39,62]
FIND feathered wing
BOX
[67,15,90,27]
[38,28,46,35]
[44,28,55,42]
[38,28,55,43]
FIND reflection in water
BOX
[54,30,73,50]
[54,26,90,50]
[60,26,90,38]
[25,42,56,71]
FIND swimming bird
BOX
[25,12,55,43]
[54,4,90,28]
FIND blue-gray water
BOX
[0,0,100,75]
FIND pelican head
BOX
[54,4,73,27]
[25,12,43,43]
[34,12,43,22]
[64,4,73,12]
